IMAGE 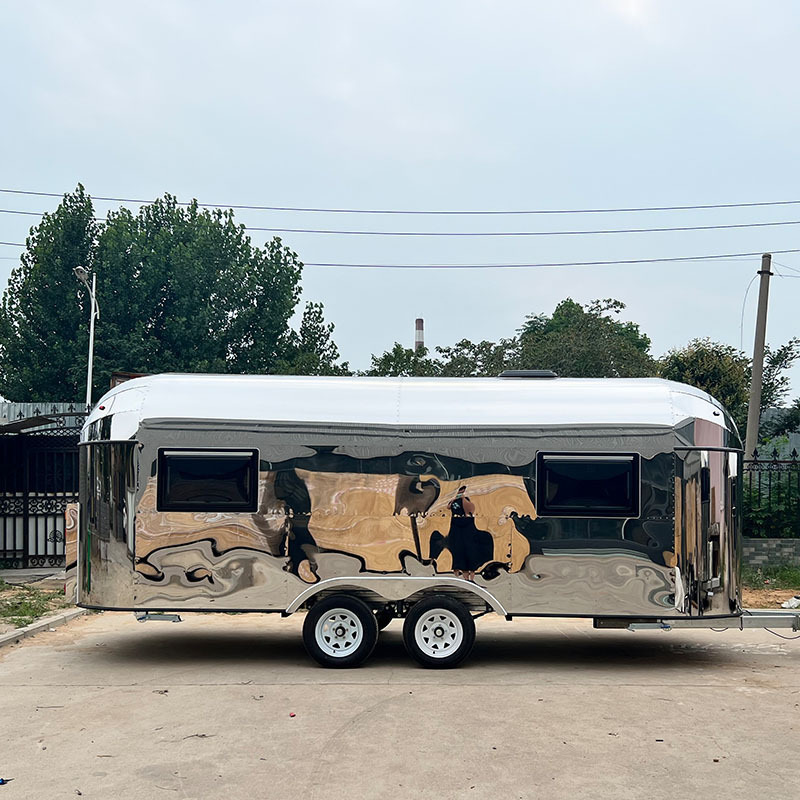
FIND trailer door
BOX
[674,448,740,616]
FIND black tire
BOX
[302,594,379,668]
[402,595,476,669]
[375,607,394,631]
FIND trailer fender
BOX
[284,576,508,617]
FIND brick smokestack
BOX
[414,318,424,353]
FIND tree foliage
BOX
[762,398,800,440]
[366,299,656,379]
[514,298,655,377]
[761,339,800,410]
[277,302,350,376]
[436,338,513,377]
[659,339,750,429]
[0,186,97,401]
[0,188,344,402]
[364,343,440,377]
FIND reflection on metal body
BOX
[76,375,742,620]
[674,448,740,616]
[64,502,78,602]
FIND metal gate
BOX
[0,422,81,569]
[743,448,800,539]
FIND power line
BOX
[302,249,800,269]
[3,206,800,238]
[739,274,758,350]
[773,260,800,274]
[231,219,800,237]
[3,234,797,271]
[2,237,796,267]
[3,186,800,216]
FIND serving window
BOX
[157,449,258,512]
[536,453,640,518]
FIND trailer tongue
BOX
[594,609,800,633]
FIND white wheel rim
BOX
[315,608,364,658]
[414,609,464,659]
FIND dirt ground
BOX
[0,581,71,634]
[743,587,800,608]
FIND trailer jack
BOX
[134,612,182,623]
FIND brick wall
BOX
[742,538,800,568]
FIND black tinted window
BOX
[158,450,258,511]
[537,454,639,517]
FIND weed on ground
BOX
[742,563,800,591]
[0,580,71,628]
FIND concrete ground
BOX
[0,569,66,589]
[0,612,799,800]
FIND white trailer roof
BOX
[84,374,733,440]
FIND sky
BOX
[1,1,800,394]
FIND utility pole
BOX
[744,253,773,459]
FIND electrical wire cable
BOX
[774,261,800,274]
[739,274,758,350]
[3,187,800,216]
[236,219,800,237]
[301,248,800,269]
[5,207,800,237]
[763,628,800,640]
[2,241,798,269]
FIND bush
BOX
[741,563,800,590]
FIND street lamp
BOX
[74,267,100,412]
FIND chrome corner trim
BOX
[284,576,508,616]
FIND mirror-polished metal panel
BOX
[78,376,742,619]
[78,442,137,608]
[674,448,740,615]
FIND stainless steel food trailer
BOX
[70,372,800,668]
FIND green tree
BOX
[760,339,800,410]
[366,299,655,379]
[93,197,303,383]
[658,337,800,438]
[277,302,350,375]
[659,339,750,429]
[364,343,440,377]
[514,298,656,377]
[0,185,98,401]
[436,338,512,377]
[0,188,341,402]
[762,398,800,440]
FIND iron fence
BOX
[0,421,82,569]
[743,448,800,539]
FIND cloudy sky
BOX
[2,1,799,392]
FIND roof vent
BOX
[499,370,558,379]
